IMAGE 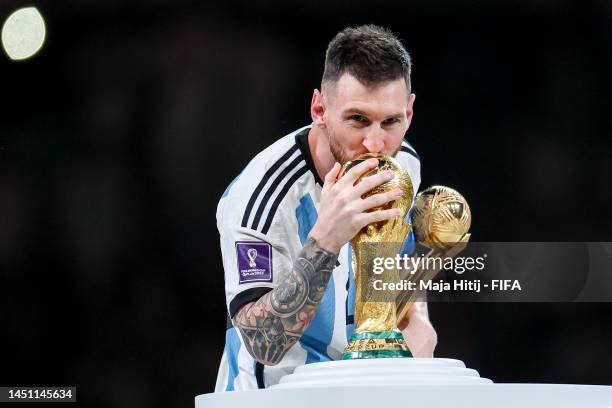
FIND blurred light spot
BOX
[1,7,46,61]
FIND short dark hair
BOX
[322,25,412,91]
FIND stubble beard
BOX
[327,127,352,165]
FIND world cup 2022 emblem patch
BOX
[235,241,273,284]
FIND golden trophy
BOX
[340,153,414,359]
[340,153,472,358]
[396,185,472,330]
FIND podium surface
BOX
[196,358,612,408]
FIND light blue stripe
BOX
[346,243,355,340]
[401,210,416,256]
[224,328,241,391]
[295,194,334,364]
[221,174,240,198]
[301,276,335,364]
[295,194,318,244]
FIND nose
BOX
[362,128,385,153]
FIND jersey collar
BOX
[295,126,324,186]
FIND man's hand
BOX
[309,158,403,254]
[401,301,438,358]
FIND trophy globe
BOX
[413,185,472,249]
[395,185,472,328]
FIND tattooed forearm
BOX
[233,237,338,365]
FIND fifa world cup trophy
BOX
[340,153,415,359]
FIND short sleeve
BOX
[216,131,312,320]
[219,224,294,318]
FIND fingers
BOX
[357,188,403,212]
[336,158,379,188]
[356,207,400,227]
[354,170,396,197]
[401,304,437,358]
[322,162,341,193]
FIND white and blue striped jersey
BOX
[215,125,421,391]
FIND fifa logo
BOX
[247,248,258,268]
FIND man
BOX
[215,25,436,392]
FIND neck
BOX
[308,126,336,183]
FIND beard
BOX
[328,128,353,164]
[326,125,402,164]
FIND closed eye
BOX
[346,114,370,127]
[383,117,401,126]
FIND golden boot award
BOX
[340,153,414,359]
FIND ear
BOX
[405,93,416,129]
[311,89,326,128]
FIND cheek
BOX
[334,122,363,144]
[386,129,406,148]
[337,128,366,151]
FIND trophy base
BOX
[342,330,412,359]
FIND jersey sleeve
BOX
[218,222,294,318]
[216,138,302,319]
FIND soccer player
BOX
[215,25,436,392]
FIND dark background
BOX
[1,0,611,407]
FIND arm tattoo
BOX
[233,237,338,365]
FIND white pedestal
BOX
[196,358,612,408]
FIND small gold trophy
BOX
[340,154,472,359]
[395,186,471,330]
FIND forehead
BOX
[326,73,409,114]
